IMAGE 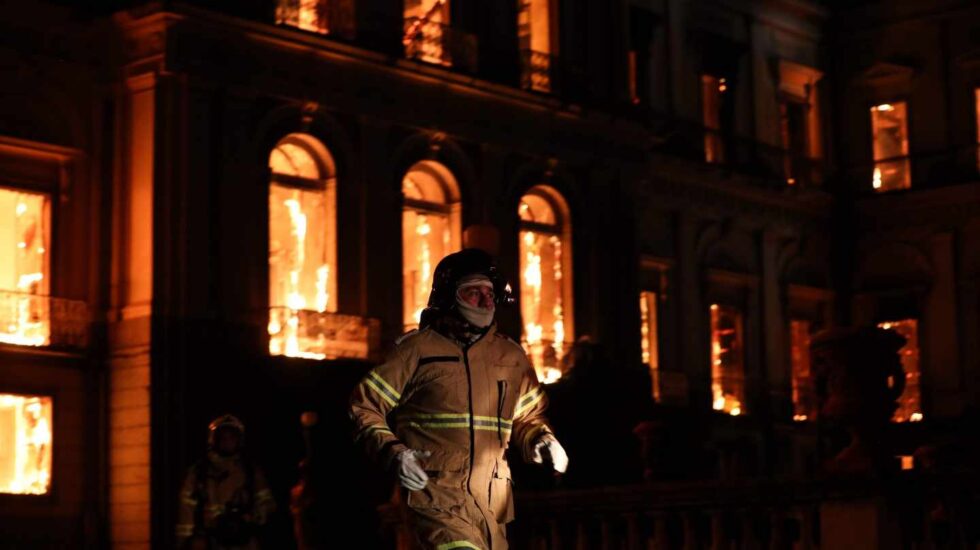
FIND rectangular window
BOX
[640,291,660,401]
[878,319,923,422]
[276,0,329,34]
[404,0,450,66]
[702,74,727,163]
[790,319,815,421]
[710,304,744,416]
[518,0,554,92]
[780,100,809,186]
[0,394,52,495]
[870,102,910,191]
[975,88,980,173]
[0,187,51,347]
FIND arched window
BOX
[518,185,573,383]
[268,133,337,359]
[402,160,461,331]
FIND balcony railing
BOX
[520,49,553,93]
[508,474,980,549]
[268,307,381,362]
[0,290,90,350]
[402,17,477,73]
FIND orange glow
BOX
[276,0,330,34]
[268,136,337,360]
[878,319,922,422]
[701,75,725,163]
[404,0,449,66]
[975,89,980,172]
[870,102,910,191]
[790,320,816,422]
[519,190,570,383]
[0,188,51,347]
[402,163,458,331]
[639,291,660,401]
[0,394,52,495]
[900,455,914,470]
[518,0,553,92]
[710,304,745,416]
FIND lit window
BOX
[402,161,461,331]
[780,100,809,186]
[276,0,330,34]
[975,88,980,172]
[518,0,554,92]
[0,188,51,347]
[878,319,922,422]
[870,102,910,191]
[710,304,744,416]
[404,0,450,66]
[519,186,573,384]
[701,74,727,163]
[640,291,660,402]
[268,134,338,359]
[0,394,52,495]
[790,320,815,421]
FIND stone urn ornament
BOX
[810,326,907,474]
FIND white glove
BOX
[395,449,432,491]
[531,434,569,473]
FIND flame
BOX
[793,414,808,422]
[710,304,744,416]
[520,230,566,383]
[0,394,52,495]
[874,103,894,112]
[268,191,330,360]
[872,167,883,189]
[0,189,50,347]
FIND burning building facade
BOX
[1,0,979,547]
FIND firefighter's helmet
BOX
[207,414,245,450]
[420,249,513,328]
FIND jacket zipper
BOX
[496,380,507,447]
[462,344,476,501]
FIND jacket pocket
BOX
[406,451,468,511]
[489,459,515,524]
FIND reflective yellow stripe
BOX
[181,495,198,506]
[406,421,512,434]
[525,423,550,443]
[370,371,401,400]
[515,386,545,417]
[175,524,194,537]
[436,541,481,550]
[256,489,273,502]
[365,376,397,407]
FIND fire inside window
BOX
[710,304,744,416]
[268,135,338,360]
[404,0,449,66]
[519,189,570,384]
[878,319,923,423]
[0,394,52,495]
[701,74,727,163]
[402,162,459,331]
[870,102,910,191]
[518,0,553,92]
[639,291,660,402]
[0,187,51,347]
[790,319,815,421]
[276,0,329,34]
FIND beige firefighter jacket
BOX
[350,324,554,550]
[175,452,275,549]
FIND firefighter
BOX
[350,248,568,550]
[175,415,276,550]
